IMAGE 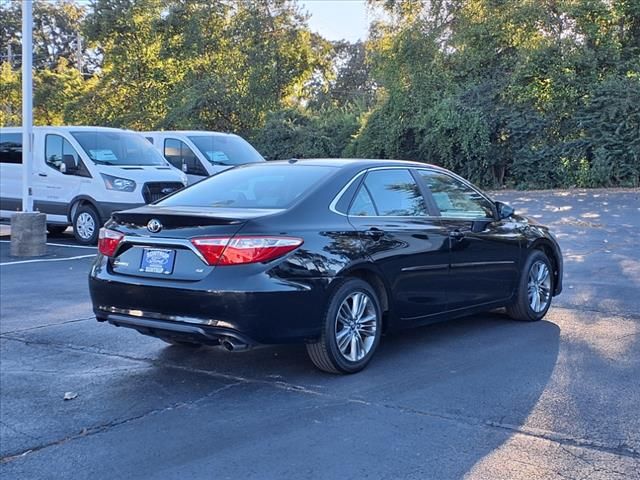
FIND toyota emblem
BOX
[147,219,162,233]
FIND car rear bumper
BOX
[89,259,332,344]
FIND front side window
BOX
[71,131,166,166]
[164,139,207,175]
[356,169,427,217]
[45,134,82,173]
[158,164,333,209]
[418,170,494,219]
[188,135,264,166]
[0,133,22,164]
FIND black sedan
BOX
[89,159,563,373]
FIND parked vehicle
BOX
[0,126,187,244]
[89,159,563,373]
[142,130,265,184]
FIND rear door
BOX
[415,169,522,309]
[347,168,450,321]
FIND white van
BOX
[0,126,187,244]
[142,131,265,184]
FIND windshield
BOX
[158,164,333,209]
[188,135,264,166]
[71,131,167,166]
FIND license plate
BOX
[140,248,176,275]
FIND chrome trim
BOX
[401,264,449,272]
[451,261,515,268]
[329,165,491,219]
[98,306,219,326]
[328,170,366,216]
[119,235,208,264]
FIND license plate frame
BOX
[140,248,176,275]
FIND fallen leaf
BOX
[63,391,78,401]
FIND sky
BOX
[297,0,371,42]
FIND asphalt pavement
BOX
[1,189,639,479]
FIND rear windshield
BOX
[71,131,167,166]
[188,135,264,166]
[158,164,334,209]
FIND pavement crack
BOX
[2,334,639,463]
[0,316,94,335]
[0,382,241,464]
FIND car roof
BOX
[264,158,441,170]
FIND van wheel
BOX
[73,205,100,245]
[306,278,382,374]
[47,225,68,236]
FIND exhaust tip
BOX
[221,337,250,352]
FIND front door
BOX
[416,170,522,310]
[347,168,450,321]
[163,138,208,185]
[32,133,87,223]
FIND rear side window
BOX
[0,133,22,164]
[354,169,427,217]
[158,164,334,209]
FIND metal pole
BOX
[21,0,33,212]
[76,31,83,74]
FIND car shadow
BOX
[127,311,562,478]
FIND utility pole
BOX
[11,0,46,257]
[21,0,33,212]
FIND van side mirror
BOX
[496,201,515,219]
[59,155,77,175]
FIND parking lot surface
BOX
[1,189,639,479]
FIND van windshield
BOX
[71,131,167,166]
[188,135,264,166]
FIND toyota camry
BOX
[89,159,563,373]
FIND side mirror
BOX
[59,155,77,175]
[496,201,515,220]
[181,162,188,173]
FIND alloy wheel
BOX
[528,260,551,313]
[334,291,378,362]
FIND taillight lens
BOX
[191,236,303,266]
[98,228,124,257]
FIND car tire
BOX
[507,250,554,322]
[158,337,202,348]
[73,205,100,245]
[306,278,382,374]
[47,225,68,236]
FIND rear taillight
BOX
[98,228,124,257]
[191,236,303,266]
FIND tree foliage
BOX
[0,0,638,188]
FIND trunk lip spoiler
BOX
[117,235,209,264]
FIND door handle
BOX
[449,229,465,240]
[38,172,47,177]
[363,227,384,240]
